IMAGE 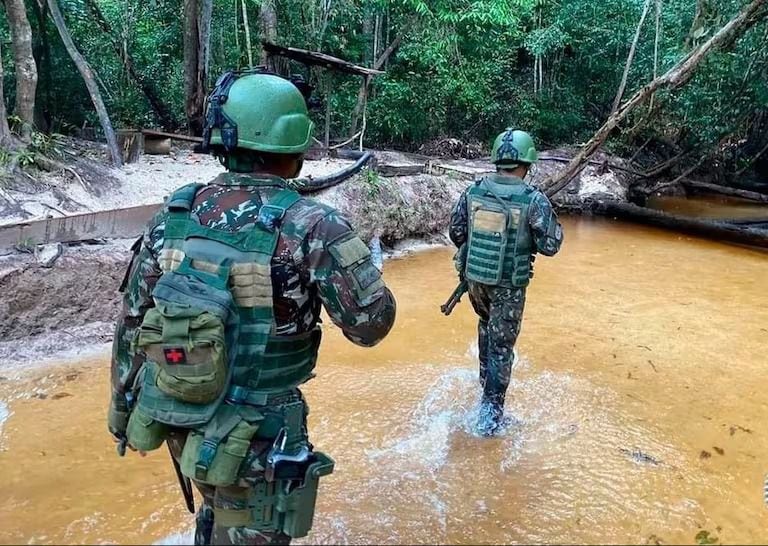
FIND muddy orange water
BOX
[1,216,767,545]
[647,194,768,220]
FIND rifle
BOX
[168,443,196,514]
[441,279,468,316]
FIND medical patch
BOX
[163,347,187,365]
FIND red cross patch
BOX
[163,347,187,365]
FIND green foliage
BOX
[0,0,764,163]
[361,167,383,196]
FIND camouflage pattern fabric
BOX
[469,284,526,401]
[111,172,396,544]
[449,176,562,415]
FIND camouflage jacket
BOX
[110,173,396,417]
[448,176,563,256]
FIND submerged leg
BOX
[478,318,489,388]
[477,287,526,436]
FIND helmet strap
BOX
[202,71,239,152]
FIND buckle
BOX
[195,439,218,480]
[226,385,247,404]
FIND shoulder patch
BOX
[328,235,371,268]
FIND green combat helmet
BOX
[491,129,538,167]
[201,69,314,170]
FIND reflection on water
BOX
[0,216,767,545]
[647,194,768,220]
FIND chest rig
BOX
[465,175,536,288]
[132,180,321,433]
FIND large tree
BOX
[47,0,121,166]
[0,40,16,148]
[3,0,39,141]
[183,0,213,135]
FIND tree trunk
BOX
[611,0,652,114]
[46,0,121,166]
[595,201,768,249]
[199,0,213,84]
[680,178,768,202]
[4,0,39,141]
[30,0,51,133]
[260,0,277,67]
[241,0,253,67]
[183,0,209,135]
[349,35,401,137]
[83,0,178,129]
[649,0,663,110]
[686,0,713,48]
[234,0,240,60]
[541,0,768,198]
[317,0,332,49]
[0,40,15,147]
[324,79,331,148]
[362,1,373,66]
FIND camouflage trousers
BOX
[467,283,527,406]
[166,395,311,546]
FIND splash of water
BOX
[0,401,10,450]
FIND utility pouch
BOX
[125,406,169,452]
[138,304,228,405]
[466,195,510,285]
[136,260,236,406]
[180,415,261,487]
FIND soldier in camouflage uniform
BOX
[449,129,562,436]
[108,70,396,544]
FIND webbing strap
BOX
[167,183,204,211]
[196,404,243,480]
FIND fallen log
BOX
[679,178,768,203]
[141,129,203,143]
[538,154,646,177]
[376,163,424,177]
[595,201,768,249]
[716,216,768,225]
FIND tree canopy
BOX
[0,0,766,179]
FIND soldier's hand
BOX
[111,434,147,457]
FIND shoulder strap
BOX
[163,183,205,241]
[243,188,301,253]
[166,183,205,212]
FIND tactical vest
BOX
[129,180,321,475]
[464,175,536,287]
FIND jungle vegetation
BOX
[0,0,766,188]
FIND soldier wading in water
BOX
[447,129,563,436]
[108,69,396,544]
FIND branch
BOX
[611,0,652,114]
[541,0,768,198]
